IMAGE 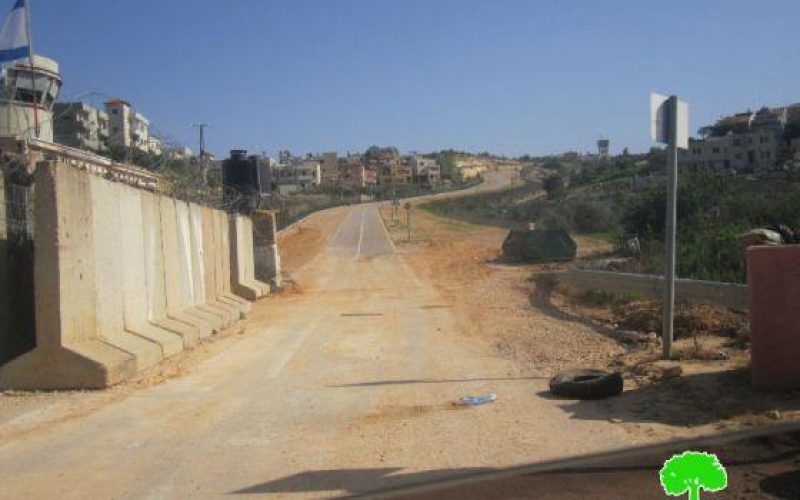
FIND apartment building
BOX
[410,156,441,185]
[316,152,338,185]
[679,104,800,173]
[104,98,161,155]
[339,160,365,188]
[53,102,109,152]
[394,158,414,184]
[339,159,378,188]
[147,136,162,156]
[165,146,194,160]
[275,160,321,191]
[364,147,401,185]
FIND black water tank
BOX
[223,149,259,193]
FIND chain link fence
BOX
[1,162,36,364]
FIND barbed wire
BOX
[0,76,251,210]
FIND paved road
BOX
[328,204,395,258]
[0,176,633,499]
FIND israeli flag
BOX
[0,0,30,64]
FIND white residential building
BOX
[53,102,109,152]
[679,104,800,173]
[165,146,194,160]
[410,156,441,185]
[275,160,321,191]
[104,98,161,155]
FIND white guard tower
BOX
[0,54,62,142]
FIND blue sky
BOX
[29,0,800,157]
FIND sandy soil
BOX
[379,204,626,375]
[378,202,800,444]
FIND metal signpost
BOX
[404,202,412,242]
[392,189,399,221]
[651,93,689,359]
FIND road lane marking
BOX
[356,207,367,258]
[266,317,325,378]
[376,205,398,252]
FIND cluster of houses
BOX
[52,96,219,163]
[50,99,444,197]
[224,147,443,196]
[51,98,208,161]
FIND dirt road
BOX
[0,172,645,499]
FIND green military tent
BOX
[501,229,577,262]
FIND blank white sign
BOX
[650,92,669,144]
[676,99,689,150]
[650,92,689,149]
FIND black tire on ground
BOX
[548,369,623,400]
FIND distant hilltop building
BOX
[597,139,610,159]
[679,103,800,173]
[0,54,62,142]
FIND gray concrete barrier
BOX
[558,269,748,310]
[159,196,215,339]
[0,161,264,389]
[228,213,269,300]
[241,215,270,296]
[118,187,184,359]
[0,163,135,388]
[141,191,202,347]
[174,200,228,331]
[253,210,281,289]
[90,176,164,372]
[188,203,240,323]
[202,207,250,315]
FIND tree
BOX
[697,125,716,139]
[542,158,563,170]
[433,149,461,181]
[660,451,727,500]
[646,146,666,173]
[542,173,565,199]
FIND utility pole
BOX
[192,123,208,158]
[193,123,209,184]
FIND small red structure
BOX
[747,245,800,389]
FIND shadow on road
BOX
[231,466,495,495]
[232,431,800,498]
[331,376,546,388]
[760,470,800,499]
[540,368,800,428]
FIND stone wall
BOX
[558,269,748,310]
